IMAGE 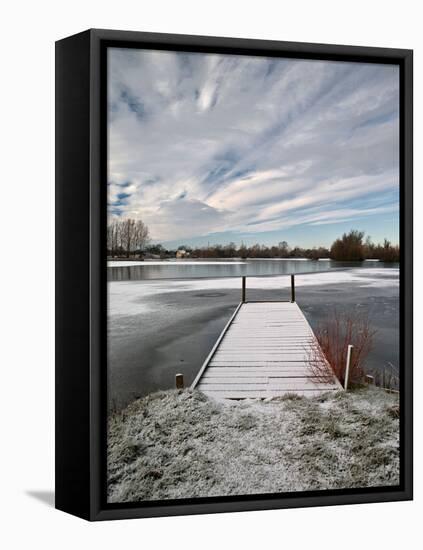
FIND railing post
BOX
[365,374,375,385]
[344,344,354,390]
[175,373,184,389]
[290,274,295,303]
[242,276,246,303]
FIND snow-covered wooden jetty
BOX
[191,276,342,399]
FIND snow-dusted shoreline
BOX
[107,387,399,502]
[108,260,247,267]
[107,258,328,267]
[108,258,383,267]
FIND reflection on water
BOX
[108,259,398,282]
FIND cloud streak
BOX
[108,48,399,245]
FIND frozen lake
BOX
[107,265,400,411]
[107,258,397,281]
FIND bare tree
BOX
[120,219,134,258]
[107,218,150,258]
[107,219,122,257]
[107,223,114,255]
[134,220,149,252]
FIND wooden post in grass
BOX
[344,344,354,390]
[365,374,375,385]
[175,373,184,389]
[242,276,246,303]
[290,274,295,303]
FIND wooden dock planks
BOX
[192,301,342,399]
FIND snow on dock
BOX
[192,300,342,400]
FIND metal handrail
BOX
[240,274,295,303]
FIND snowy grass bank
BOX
[107,387,399,502]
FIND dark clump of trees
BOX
[330,230,399,262]
[330,230,366,261]
[107,218,149,257]
[363,237,400,262]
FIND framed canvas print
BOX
[55,29,413,521]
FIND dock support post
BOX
[365,374,375,385]
[242,276,246,303]
[175,373,184,389]
[290,275,295,303]
[344,345,354,390]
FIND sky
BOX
[108,48,399,249]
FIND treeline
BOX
[108,219,399,262]
[107,219,149,258]
[173,241,330,260]
[166,231,399,262]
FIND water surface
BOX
[108,258,397,281]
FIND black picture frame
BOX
[55,28,413,521]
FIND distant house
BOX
[176,249,189,259]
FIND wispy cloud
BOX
[108,48,399,245]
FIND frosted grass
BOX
[108,386,400,502]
